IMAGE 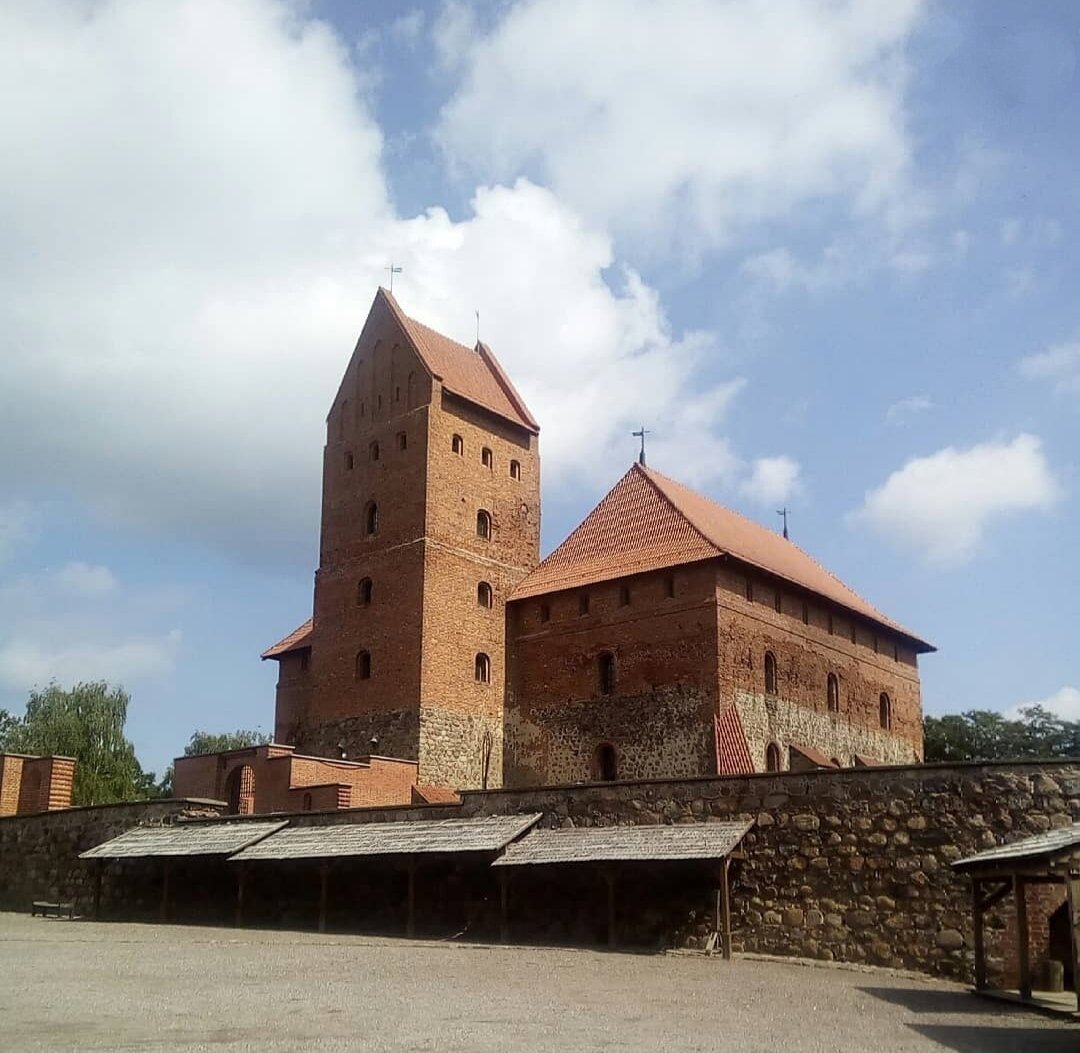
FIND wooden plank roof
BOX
[79,821,287,860]
[492,820,754,867]
[953,823,1080,871]
[230,813,542,861]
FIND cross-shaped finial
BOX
[632,426,651,467]
[777,507,790,540]
[385,264,402,292]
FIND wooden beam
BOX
[160,861,171,923]
[92,860,104,921]
[1015,875,1032,1001]
[604,869,617,949]
[976,879,1012,913]
[406,859,416,939]
[720,857,733,962]
[499,869,509,945]
[235,865,247,928]
[318,862,330,934]
[1068,879,1080,1013]
[972,878,986,991]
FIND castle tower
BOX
[264,289,540,789]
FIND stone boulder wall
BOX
[0,799,225,913]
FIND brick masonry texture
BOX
[0,754,76,817]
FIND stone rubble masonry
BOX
[505,557,922,786]
[272,291,540,790]
[172,744,420,812]
[0,754,76,816]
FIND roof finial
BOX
[777,506,790,540]
[632,426,650,467]
[475,309,480,347]
[385,263,402,293]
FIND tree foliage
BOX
[1,682,160,805]
[182,729,270,757]
[923,706,1080,763]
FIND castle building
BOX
[258,289,932,795]
[0,753,75,816]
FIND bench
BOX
[31,900,75,919]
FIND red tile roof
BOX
[380,290,539,434]
[261,618,313,660]
[789,743,838,769]
[411,784,463,805]
[715,708,754,776]
[510,462,932,650]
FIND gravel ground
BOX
[0,913,1076,1052]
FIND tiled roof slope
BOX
[261,618,313,660]
[510,463,932,650]
[380,290,539,434]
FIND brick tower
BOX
[264,289,540,790]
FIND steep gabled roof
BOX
[510,462,932,650]
[261,618,313,660]
[378,289,539,434]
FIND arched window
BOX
[369,440,380,462]
[879,692,892,730]
[225,765,256,815]
[509,460,521,480]
[745,579,754,602]
[595,743,618,782]
[364,501,379,536]
[598,651,616,695]
[481,447,493,469]
[360,399,366,419]
[452,434,464,455]
[394,385,401,402]
[358,578,373,606]
[474,652,491,683]
[619,584,631,607]
[539,603,550,623]
[344,451,354,471]
[476,510,492,540]
[765,743,781,773]
[578,592,589,616]
[802,602,809,625]
[356,651,371,680]
[774,591,782,614]
[827,673,839,713]
[665,574,676,598]
[764,651,778,695]
[406,371,417,409]
[397,431,407,451]
[302,792,313,812]
[477,581,493,608]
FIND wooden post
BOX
[1067,879,1080,1012]
[1015,874,1032,1001]
[720,857,733,962]
[92,860,103,921]
[604,868,617,949]
[406,859,417,939]
[160,861,171,923]
[499,869,509,945]
[318,863,330,934]
[235,865,247,928]
[972,878,986,991]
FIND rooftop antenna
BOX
[385,263,402,293]
[632,426,650,467]
[777,507,790,540]
[475,309,480,346]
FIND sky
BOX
[1,0,1077,776]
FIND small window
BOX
[774,590,782,614]
[827,673,839,713]
[745,578,753,602]
[477,581,493,608]
[476,510,492,540]
[578,592,590,616]
[828,613,834,635]
[364,502,379,536]
[358,578,373,606]
[764,651,778,695]
[360,399,366,419]
[481,447,493,469]
[599,651,616,695]
[765,743,782,772]
[879,692,892,730]
[595,743,618,782]
[850,623,857,644]
[369,441,380,462]
[893,643,899,663]
[395,385,401,402]
[344,451,354,471]
[397,431,407,451]
[377,394,382,410]
[619,584,631,607]
[302,792,313,812]
[665,574,676,598]
[873,635,880,654]
[475,652,491,683]
[801,602,809,625]
[510,460,521,480]
[539,603,551,623]
[356,651,371,680]
[452,434,464,455]
[299,650,310,672]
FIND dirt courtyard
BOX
[0,913,1076,1052]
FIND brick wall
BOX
[0,754,75,816]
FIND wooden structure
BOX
[953,823,1080,1013]
[492,820,753,956]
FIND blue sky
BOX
[1,0,1077,776]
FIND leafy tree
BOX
[3,682,159,805]
[924,706,1078,763]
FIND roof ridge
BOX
[633,462,723,558]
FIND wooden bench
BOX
[31,900,74,919]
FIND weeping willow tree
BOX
[2,682,157,805]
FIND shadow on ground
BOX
[908,1025,1078,1052]
[858,986,992,1015]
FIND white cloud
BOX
[851,434,1061,565]
[741,457,802,506]
[0,1,751,563]
[1019,340,1080,396]
[51,562,117,598]
[1006,686,1080,722]
[740,246,848,294]
[0,502,33,565]
[437,0,926,252]
[885,394,934,426]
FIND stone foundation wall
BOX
[419,706,502,790]
[294,710,420,766]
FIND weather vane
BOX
[385,263,402,292]
[777,507,790,540]
[632,426,650,467]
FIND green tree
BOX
[4,682,158,805]
[923,707,1080,763]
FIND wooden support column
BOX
[160,861,171,923]
[499,869,509,945]
[1015,874,1032,1001]
[406,859,417,939]
[719,857,733,962]
[92,860,104,921]
[1067,878,1080,1012]
[972,878,986,991]
[603,868,617,949]
[235,865,247,928]
[318,862,330,934]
